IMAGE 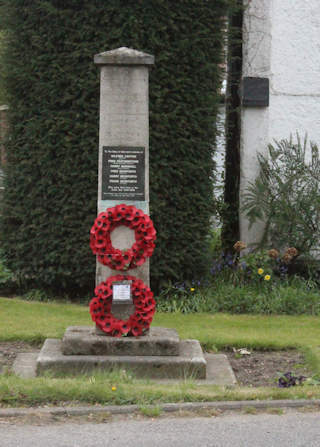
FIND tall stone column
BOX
[94,47,154,317]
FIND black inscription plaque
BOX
[242,77,269,107]
[102,146,145,201]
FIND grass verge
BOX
[1,297,320,406]
[1,373,320,408]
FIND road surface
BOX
[0,410,320,446]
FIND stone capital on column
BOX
[94,47,154,66]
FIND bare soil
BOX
[0,341,41,372]
[224,350,312,387]
[0,342,313,387]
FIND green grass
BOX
[1,373,320,408]
[155,312,320,349]
[139,405,162,417]
[0,297,91,342]
[2,298,320,351]
[1,297,320,406]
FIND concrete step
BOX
[13,351,237,385]
[36,338,207,379]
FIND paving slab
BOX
[62,326,180,356]
[205,353,237,385]
[13,353,39,378]
[37,338,207,379]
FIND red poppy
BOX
[130,322,144,337]
[89,275,155,337]
[103,319,114,333]
[90,204,156,271]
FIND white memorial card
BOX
[112,281,132,303]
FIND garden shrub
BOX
[157,240,320,315]
[0,0,231,294]
[241,134,320,259]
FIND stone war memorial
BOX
[13,47,235,384]
[31,47,232,380]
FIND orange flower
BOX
[285,247,298,257]
[282,253,293,264]
[233,241,247,252]
[268,249,279,259]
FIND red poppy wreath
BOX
[89,275,156,336]
[90,204,156,271]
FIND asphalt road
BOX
[1,410,320,447]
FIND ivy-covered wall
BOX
[0,0,229,294]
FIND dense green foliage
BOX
[157,239,320,315]
[242,135,320,258]
[157,279,320,315]
[0,0,229,293]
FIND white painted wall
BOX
[240,0,320,245]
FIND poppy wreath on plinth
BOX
[90,204,156,271]
[89,275,156,337]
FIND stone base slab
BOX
[62,326,180,357]
[14,352,237,385]
[37,338,207,379]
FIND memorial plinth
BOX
[36,326,207,379]
[62,326,180,356]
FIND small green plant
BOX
[304,375,320,386]
[242,134,320,258]
[0,249,16,291]
[22,289,49,302]
[157,282,211,314]
[139,405,162,418]
[266,408,284,415]
[242,406,257,415]
[277,371,306,388]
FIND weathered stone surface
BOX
[37,338,207,379]
[14,351,237,385]
[110,302,135,321]
[13,352,38,378]
[62,326,180,357]
[94,47,155,295]
[94,47,154,66]
[204,353,237,386]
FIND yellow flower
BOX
[190,287,195,292]
[258,268,264,275]
[111,386,117,391]
[264,275,271,281]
